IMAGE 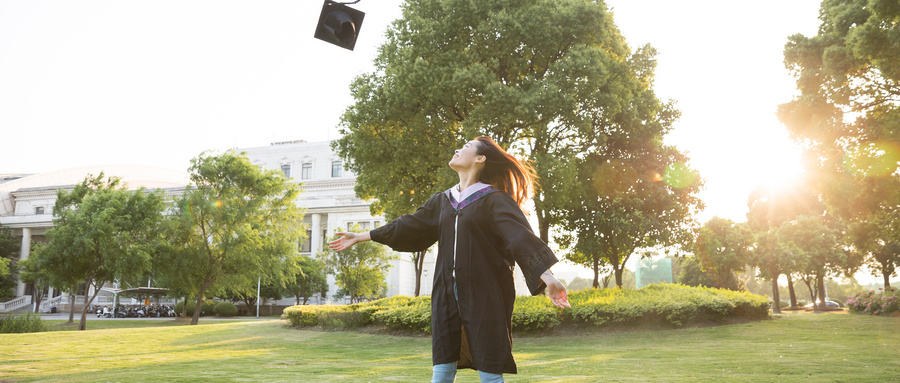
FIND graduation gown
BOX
[369,186,558,374]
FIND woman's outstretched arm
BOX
[328,231,371,252]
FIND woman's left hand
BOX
[541,272,571,309]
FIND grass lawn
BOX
[2,311,898,382]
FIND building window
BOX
[300,229,312,253]
[374,221,382,228]
[301,163,312,179]
[35,207,44,215]
[358,221,370,230]
[281,164,291,178]
[332,161,342,177]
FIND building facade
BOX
[0,142,436,313]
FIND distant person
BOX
[329,136,570,383]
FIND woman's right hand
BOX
[328,231,370,251]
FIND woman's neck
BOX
[457,170,481,192]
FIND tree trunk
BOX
[602,273,612,288]
[302,296,309,305]
[787,274,798,308]
[817,274,826,310]
[413,251,425,297]
[181,295,188,318]
[533,189,549,243]
[770,276,781,314]
[885,271,891,289]
[79,279,103,331]
[67,291,76,323]
[191,294,204,325]
[295,295,300,306]
[614,267,624,288]
[592,257,600,288]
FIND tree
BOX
[160,151,305,325]
[551,142,703,288]
[778,0,900,288]
[320,225,396,304]
[746,180,825,312]
[847,209,900,288]
[0,224,18,298]
[776,215,852,311]
[34,174,166,330]
[284,254,329,305]
[333,0,684,293]
[694,218,752,291]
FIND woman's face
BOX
[448,140,485,170]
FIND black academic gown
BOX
[369,187,558,374]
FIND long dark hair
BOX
[474,136,537,208]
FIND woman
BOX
[328,136,570,383]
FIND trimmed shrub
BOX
[371,296,431,333]
[511,295,560,332]
[846,288,900,316]
[200,299,216,316]
[214,301,238,317]
[174,300,195,317]
[283,283,769,333]
[565,283,768,328]
[0,312,47,333]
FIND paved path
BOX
[35,312,280,321]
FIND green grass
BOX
[2,312,898,382]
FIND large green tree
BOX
[284,254,329,305]
[776,215,855,310]
[847,209,900,288]
[334,0,682,292]
[550,140,703,288]
[35,174,166,330]
[746,179,825,310]
[778,0,900,287]
[160,151,305,325]
[693,218,752,291]
[320,226,396,304]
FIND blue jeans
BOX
[431,283,504,383]
[432,361,504,383]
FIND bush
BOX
[846,288,900,316]
[371,296,431,333]
[565,283,768,328]
[174,300,194,317]
[511,295,560,333]
[0,312,47,333]
[283,284,769,333]
[214,301,238,317]
[200,299,216,316]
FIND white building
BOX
[0,141,436,313]
[240,139,436,305]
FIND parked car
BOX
[804,300,841,309]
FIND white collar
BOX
[451,182,492,202]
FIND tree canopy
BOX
[334,0,699,291]
[35,174,166,330]
[160,151,306,325]
[778,0,900,287]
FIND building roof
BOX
[0,165,189,216]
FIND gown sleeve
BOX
[368,192,442,252]
[489,192,558,296]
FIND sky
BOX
[5,1,885,283]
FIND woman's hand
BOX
[328,231,371,251]
[540,271,571,309]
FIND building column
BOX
[16,227,32,297]
[311,213,322,255]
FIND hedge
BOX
[214,301,238,317]
[283,283,770,333]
